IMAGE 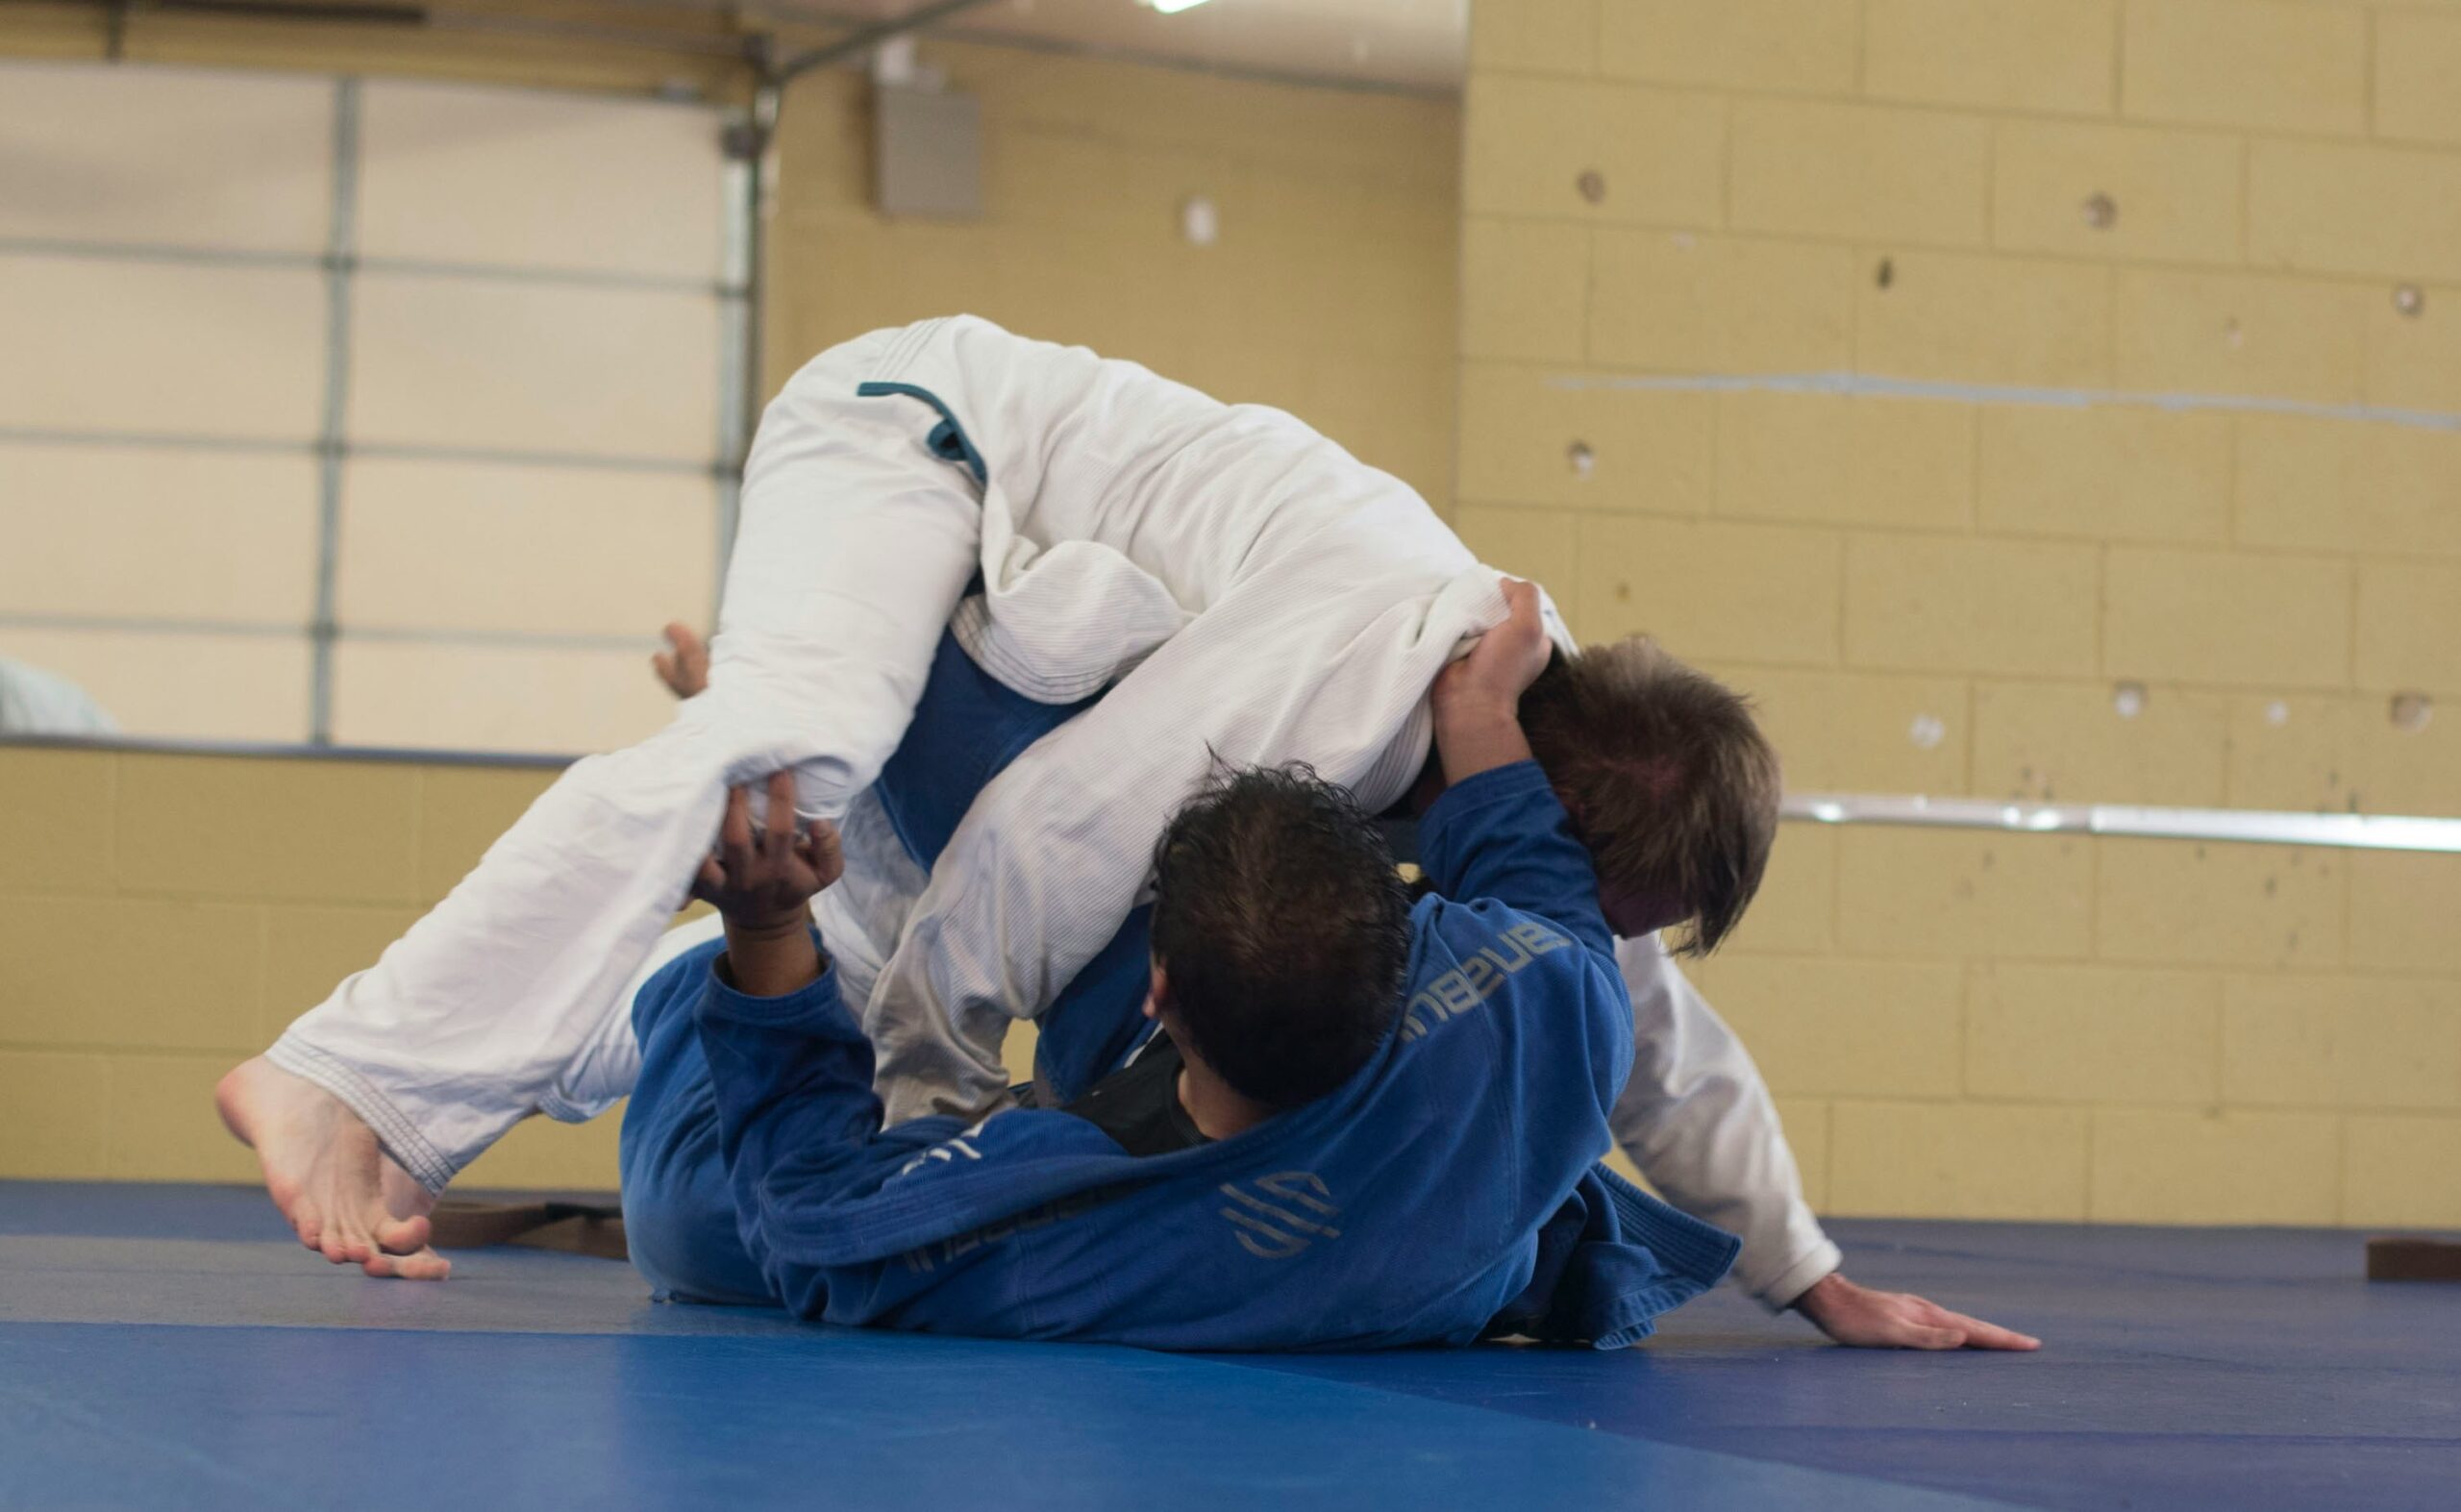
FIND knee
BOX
[619,1144,770,1307]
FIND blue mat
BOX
[3,1182,2452,1510]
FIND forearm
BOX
[694,947,898,1276]
[720,914,826,1000]
[1609,939,1838,1308]
[1433,698,1533,786]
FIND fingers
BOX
[719,784,753,880]
[1897,1323,1969,1350]
[805,816,845,890]
[1501,576,1539,625]
[764,771,799,854]
[1943,1311,2041,1351]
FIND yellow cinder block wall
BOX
[0,746,616,1187]
[1466,0,2461,1227]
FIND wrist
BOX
[1790,1270,1850,1318]
[719,913,824,999]
[721,907,809,942]
[1432,693,1520,731]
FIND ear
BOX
[1142,961,1169,1021]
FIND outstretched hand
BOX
[1793,1272,2040,1351]
[690,771,844,933]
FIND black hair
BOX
[1149,763,1413,1109]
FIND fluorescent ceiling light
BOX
[1147,0,1215,13]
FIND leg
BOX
[618,938,772,1306]
[221,329,987,1266]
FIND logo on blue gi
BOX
[1218,1171,1342,1259]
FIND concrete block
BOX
[1455,362,1715,513]
[2374,13,2461,147]
[2097,837,2345,968]
[1976,405,2231,545]
[1469,0,1598,76]
[1867,0,2117,116]
[1460,217,1592,363]
[2356,563,2461,695]
[1829,1101,2091,1218]
[1588,230,1857,374]
[104,1053,259,1181]
[0,747,114,895]
[1730,100,1990,247]
[0,1050,109,1178]
[2236,416,2461,561]
[1972,680,2230,806]
[1719,822,1837,956]
[1837,828,2095,959]
[1578,516,1843,663]
[1845,534,2101,678]
[1857,251,2113,388]
[2090,1107,2339,1224]
[1713,391,1975,531]
[1966,963,2223,1104]
[1707,664,1971,796]
[2225,692,2461,820]
[1601,0,1858,94]
[1994,121,2242,265]
[2115,269,2367,407]
[2348,852,2461,975]
[2225,974,2461,1111]
[2343,1115,2461,1227]
[0,896,261,1053]
[2250,140,2461,283]
[117,753,421,905]
[2103,546,2352,689]
[1687,955,1965,1098]
[1464,74,1727,227]
[2122,0,2367,136]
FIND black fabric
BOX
[1052,1031,1209,1158]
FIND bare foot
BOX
[216,1055,451,1280]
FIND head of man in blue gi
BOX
[1142,764,1415,1118]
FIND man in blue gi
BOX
[616,582,1742,1348]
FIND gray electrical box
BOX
[874,85,982,220]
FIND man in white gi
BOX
[217,315,2032,1350]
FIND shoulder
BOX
[1415,896,1586,971]
[1402,898,1598,1039]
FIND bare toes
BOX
[364,1248,451,1282]
[376,1214,432,1256]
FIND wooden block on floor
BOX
[2365,1237,2461,1282]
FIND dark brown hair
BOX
[1150,763,1413,1108]
[1518,639,1781,956]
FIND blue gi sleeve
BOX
[692,932,952,1312]
[1414,759,1615,961]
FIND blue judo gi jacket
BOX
[665,760,1739,1350]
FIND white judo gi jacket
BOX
[269,315,1839,1307]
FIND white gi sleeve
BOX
[1610,935,1842,1309]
